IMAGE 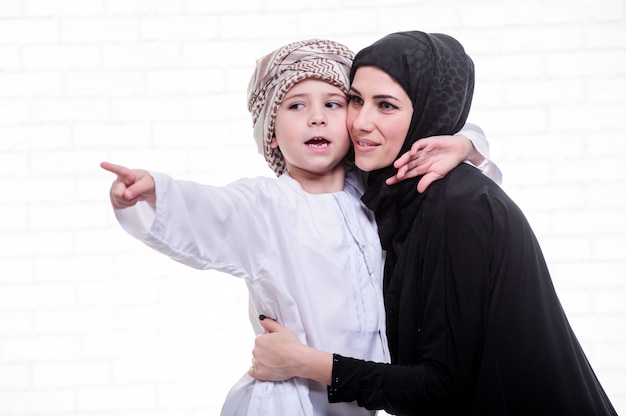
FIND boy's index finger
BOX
[100,161,136,186]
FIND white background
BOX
[1,0,625,414]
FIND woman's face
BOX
[347,66,413,172]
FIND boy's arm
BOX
[386,123,502,192]
[457,123,502,184]
[102,161,268,274]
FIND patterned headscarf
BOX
[247,39,354,176]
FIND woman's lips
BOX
[353,137,379,152]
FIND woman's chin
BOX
[355,155,387,172]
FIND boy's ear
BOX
[269,136,279,149]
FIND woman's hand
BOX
[249,316,333,385]
[386,135,480,192]
[249,317,303,381]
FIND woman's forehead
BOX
[351,66,407,96]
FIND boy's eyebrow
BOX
[284,92,347,100]
[283,92,307,99]
[328,92,348,100]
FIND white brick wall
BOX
[1,0,624,414]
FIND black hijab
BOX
[351,31,475,248]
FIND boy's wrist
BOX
[459,135,485,166]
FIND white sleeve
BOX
[112,171,268,279]
[114,199,156,239]
[456,122,503,185]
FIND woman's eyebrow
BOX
[373,94,399,101]
[349,86,399,101]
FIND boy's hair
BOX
[247,39,354,176]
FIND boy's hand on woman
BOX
[386,135,476,193]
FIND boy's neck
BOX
[288,165,346,194]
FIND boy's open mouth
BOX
[306,137,330,148]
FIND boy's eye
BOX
[288,102,304,110]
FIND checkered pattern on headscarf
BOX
[247,39,354,176]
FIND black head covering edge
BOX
[352,31,475,246]
[351,31,475,187]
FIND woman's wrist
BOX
[297,345,333,385]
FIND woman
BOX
[250,31,617,415]
[103,38,500,416]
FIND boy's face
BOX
[272,79,351,178]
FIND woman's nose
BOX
[351,108,373,131]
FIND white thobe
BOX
[114,169,390,416]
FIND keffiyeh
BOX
[247,39,354,176]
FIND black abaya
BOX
[328,30,617,415]
[329,164,617,415]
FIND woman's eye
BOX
[379,101,397,111]
[348,95,363,106]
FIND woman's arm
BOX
[250,316,458,413]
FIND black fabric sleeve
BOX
[328,353,457,414]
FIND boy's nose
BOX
[309,112,327,126]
